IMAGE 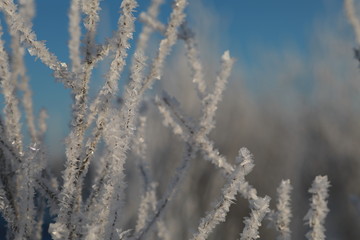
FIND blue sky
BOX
[0,0,355,156]
[29,0,343,65]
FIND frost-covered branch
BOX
[53,1,139,238]
[268,179,292,240]
[133,116,152,191]
[15,146,41,239]
[133,143,194,240]
[81,0,101,64]
[18,0,35,24]
[135,183,157,233]
[139,12,167,35]
[198,50,235,136]
[304,175,330,240]
[231,148,270,240]
[191,148,257,240]
[182,25,206,98]
[68,0,81,73]
[0,180,16,230]
[4,0,38,145]
[139,0,188,94]
[133,0,164,62]
[133,116,169,240]
[83,49,147,239]
[140,13,207,98]
[155,91,235,174]
[78,0,163,176]
[38,109,48,141]
[87,0,137,122]
[0,23,23,153]
[240,196,270,240]
[0,0,75,87]
[0,0,339,239]
[82,4,189,235]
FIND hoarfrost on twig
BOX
[304,175,330,240]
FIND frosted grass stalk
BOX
[196,134,234,174]
[18,0,35,24]
[32,195,46,239]
[83,154,125,238]
[64,0,103,200]
[345,0,360,46]
[135,184,157,233]
[99,141,127,240]
[84,0,185,139]
[133,143,194,240]
[76,120,103,180]
[183,26,206,98]
[80,0,149,173]
[0,117,21,170]
[85,53,147,214]
[139,12,167,34]
[53,134,86,238]
[135,182,169,240]
[18,67,37,143]
[82,155,108,223]
[82,0,101,37]
[133,116,169,240]
[232,149,262,204]
[34,109,58,208]
[146,0,163,23]
[60,10,102,228]
[140,12,195,41]
[140,0,188,94]
[269,179,292,240]
[34,174,59,215]
[38,109,48,141]
[198,51,235,136]
[155,93,195,140]
[0,121,53,221]
[133,116,152,190]
[191,147,255,240]
[69,0,81,73]
[87,0,137,129]
[240,196,271,240]
[74,0,101,128]
[52,1,138,238]
[234,148,270,240]
[89,64,145,235]
[84,3,190,206]
[155,93,234,174]
[7,0,38,144]
[0,181,15,230]
[157,220,170,240]
[139,13,207,97]
[133,0,164,64]
[304,175,330,240]
[154,49,235,174]
[0,23,23,153]
[85,50,146,239]
[82,0,101,63]
[103,52,149,239]
[15,143,44,239]
[0,0,75,87]
[85,0,189,229]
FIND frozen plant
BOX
[0,0,339,239]
[304,176,330,240]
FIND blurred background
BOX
[2,0,360,239]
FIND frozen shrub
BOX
[3,0,360,239]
